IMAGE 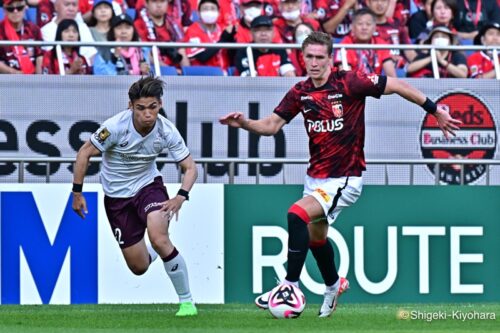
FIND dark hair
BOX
[128,76,165,102]
[107,21,139,41]
[352,7,377,22]
[55,19,80,53]
[56,19,79,41]
[301,31,333,55]
[431,0,457,20]
[198,0,219,10]
[88,1,115,27]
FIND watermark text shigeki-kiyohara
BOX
[398,309,496,322]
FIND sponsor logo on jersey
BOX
[95,127,110,144]
[301,95,313,101]
[420,91,497,184]
[119,153,155,163]
[307,119,344,132]
[314,188,331,202]
[328,94,343,99]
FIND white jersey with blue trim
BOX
[90,110,190,198]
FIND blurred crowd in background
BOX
[0,0,499,77]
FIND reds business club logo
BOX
[420,91,497,184]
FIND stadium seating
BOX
[226,66,238,76]
[396,67,407,78]
[459,38,475,57]
[181,66,224,76]
[190,10,200,23]
[160,66,178,76]
[26,7,37,24]
[126,8,136,20]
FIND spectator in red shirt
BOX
[385,0,418,25]
[0,0,43,74]
[273,0,320,43]
[37,0,55,27]
[467,22,500,78]
[335,8,397,76]
[41,18,92,74]
[319,0,362,40]
[41,0,97,64]
[183,0,230,70]
[407,25,467,77]
[367,0,416,65]
[289,21,314,75]
[37,0,56,28]
[134,0,190,66]
[234,0,283,43]
[134,0,192,27]
[234,15,295,76]
[217,0,238,27]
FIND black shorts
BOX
[104,176,169,249]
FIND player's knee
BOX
[128,262,149,276]
[150,233,167,248]
[150,235,173,254]
[288,204,311,224]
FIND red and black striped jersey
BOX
[274,69,386,178]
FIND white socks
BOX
[326,278,340,293]
[163,249,193,303]
[284,279,299,288]
[147,243,158,263]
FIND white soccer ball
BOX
[268,284,306,319]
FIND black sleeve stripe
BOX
[273,110,292,123]
[176,153,191,164]
[90,139,104,152]
[378,75,388,94]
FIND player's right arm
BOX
[384,76,461,138]
[72,140,101,218]
[219,112,286,136]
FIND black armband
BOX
[421,97,437,114]
[177,189,189,201]
[72,183,83,193]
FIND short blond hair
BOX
[301,31,333,56]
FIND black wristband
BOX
[177,189,189,201]
[421,97,437,114]
[72,183,83,193]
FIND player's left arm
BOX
[383,76,462,138]
[177,154,198,194]
[160,154,198,219]
[72,140,101,219]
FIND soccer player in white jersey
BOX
[71,76,198,316]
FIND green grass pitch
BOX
[0,303,498,333]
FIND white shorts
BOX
[303,175,363,224]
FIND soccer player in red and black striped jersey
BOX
[220,31,461,318]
